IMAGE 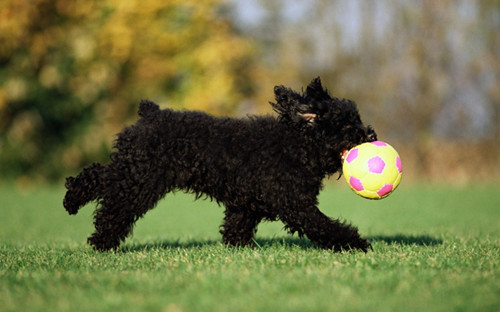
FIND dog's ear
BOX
[271,77,331,127]
[271,85,310,125]
[296,77,331,125]
[305,77,330,102]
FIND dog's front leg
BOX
[281,205,371,252]
[219,208,263,247]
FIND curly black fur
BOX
[64,77,377,252]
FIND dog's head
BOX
[271,77,377,175]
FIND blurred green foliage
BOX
[1,0,499,184]
[0,0,259,181]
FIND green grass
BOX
[0,183,499,312]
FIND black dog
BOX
[64,77,377,252]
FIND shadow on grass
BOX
[369,234,443,246]
[122,234,442,252]
[255,237,317,249]
[122,237,316,252]
[121,239,219,252]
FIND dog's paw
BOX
[355,238,372,253]
[333,237,372,253]
[87,234,120,252]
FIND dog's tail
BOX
[63,163,105,215]
[138,99,160,118]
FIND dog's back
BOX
[119,101,314,204]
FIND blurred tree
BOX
[234,0,499,139]
[231,0,500,181]
[0,0,258,181]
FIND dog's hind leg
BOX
[87,162,169,251]
[88,192,159,251]
[88,200,134,251]
[63,163,105,215]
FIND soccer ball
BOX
[342,141,402,199]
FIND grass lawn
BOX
[0,183,499,312]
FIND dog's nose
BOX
[367,126,377,142]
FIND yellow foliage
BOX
[0,0,256,106]
[0,0,260,179]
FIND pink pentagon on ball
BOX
[368,156,385,174]
[349,176,364,191]
[346,148,358,163]
[377,184,394,197]
[370,141,387,147]
[396,156,402,173]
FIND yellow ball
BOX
[342,141,402,199]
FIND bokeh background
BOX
[1,0,499,186]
